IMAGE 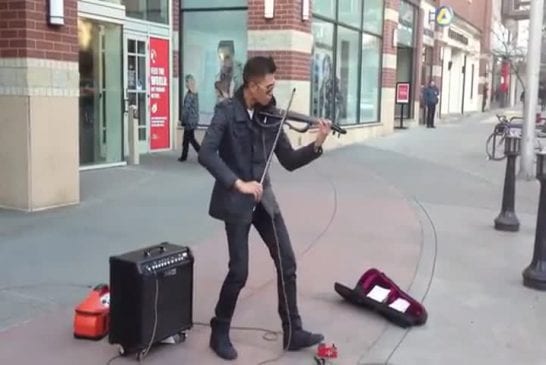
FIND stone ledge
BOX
[0,58,79,97]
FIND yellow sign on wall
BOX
[436,6,454,27]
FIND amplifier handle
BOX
[144,245,167,257]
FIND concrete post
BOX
[128,105,139,165]
[522,152,546,290]
[494,135,521,231]
[519,0,544,180]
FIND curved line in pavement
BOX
[382,198,439,364]
[301,168,338,256]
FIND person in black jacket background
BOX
[178,74,201,162]
[198,56,332,360]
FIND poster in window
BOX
[149,37,170,150]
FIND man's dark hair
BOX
[185,74,194,82]
[243,56,277,86]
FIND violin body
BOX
[259,107,347,135]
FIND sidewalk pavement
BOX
[0,145,425,364]
[1,109,546,365]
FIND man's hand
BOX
[234,179,263,202]
[315,118,332,149]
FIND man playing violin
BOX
[198,56,332,360]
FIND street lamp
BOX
[494,135,521,231]
[522,151,546,289]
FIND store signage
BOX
[149,37,170,150]
[435,6,453,27]
[396,82,411,104]
[448,29,469,45]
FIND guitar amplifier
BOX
[108,242,194,355]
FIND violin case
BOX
[334,268,428,328]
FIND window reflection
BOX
[182,10,247,125]
[123,0,169,24]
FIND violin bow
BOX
[260,88,297,185]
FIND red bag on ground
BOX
[73,284,110,340]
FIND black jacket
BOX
[198,88,323,223]
[182,91,199,130]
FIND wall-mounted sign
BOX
[435,6,453,27]
[448,29,469,45]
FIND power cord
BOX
[193,321,280,342]
[106,276,159,365]
[138,276,159,361]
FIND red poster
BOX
[396,82,410,104]
[499,61,510,93]
[149,38,170,150]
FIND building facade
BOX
[0,0,180,211]
[1,0,497,212]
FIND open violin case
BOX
[334,268,428,328]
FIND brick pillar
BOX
[479,0,492,111]
[413,7,424,124]
[173,0,180,142]
[433,28,448,117]
[0,0,79,211]
[247,0,312,114]
[381,0,399,131]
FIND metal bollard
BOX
[494,135,521,231]
[522,151,546,290]
[128,105,139,165]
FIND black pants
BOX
[426,104,436,127]
[214,204,301,330]
[181,129,200,158]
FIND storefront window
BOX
[313,0,336,19]
[336,26,359,124]
[338,0,362,28]
[361,35,381,123]
[123,0,169,24]
[398,1,415,47]
[311,20,335,120]
[182,10,247,125]
[182,0,246,8]
[312,0,384,124]
[363,0,384,35]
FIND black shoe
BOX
[283,328,324,351]
[209,318,238,360]
[178,157,187,162]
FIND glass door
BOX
[78,18,123,167]
[124,35,149,154]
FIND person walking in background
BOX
[423,80,440,128]
[482,83,488,112]
[178,74,200,162]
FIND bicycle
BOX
[485,114,545,161]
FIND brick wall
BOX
[440,0,488,34]
[173,0,179,78]
[248,0,310,33]
[382,0,399,88]
[413,7,424,99]
[0,0,78,61]
[382,69,397,88]
[382,20,397,55]
[247,0,312,81]
[247,50,310,81]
